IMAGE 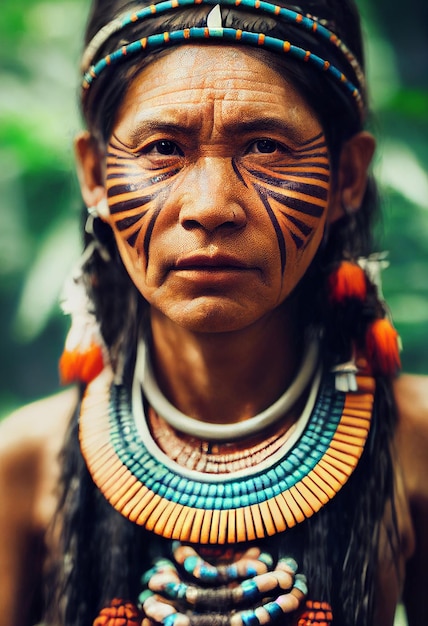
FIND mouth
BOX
[173,253,252,272]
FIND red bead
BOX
[93,598,142,626]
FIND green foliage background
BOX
[1,0,427,418]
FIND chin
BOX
[158,298,262,334]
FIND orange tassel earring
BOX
[59,246,107,385]
[365,317,401,376]
[59,333,105,385]
[327,261,367,304]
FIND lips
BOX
[173,253,252,271]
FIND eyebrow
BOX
[124,119,203,149]
[122,115,315,149]
[221,117,313,146]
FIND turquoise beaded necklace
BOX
[79,355,374,544]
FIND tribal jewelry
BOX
[148,405,305,474]
[139,549,308,625]
[93,598,142,626]
[81,0,365,119]
[79,357,375,544]
[137,337,320,442]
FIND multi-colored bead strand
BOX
[139,543,309,625]
[81,0,365,120]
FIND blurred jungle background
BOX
[1,0,427,420]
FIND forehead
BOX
[114,45,321,138]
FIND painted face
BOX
[103,46,331,332]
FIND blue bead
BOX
[184,555,199,574]
[258,552,274,567]
[264,601,284,621]
[138,589,154,606]
[279,557,298,573]
[162,614,180,626]
[224,483,234,498]
[208,483,218,497]
[216,483,225,496]
[215,496,226,510]
[141,567,156,585]
[240,610,260,626]
[199,564,218,580]
[164,582,187,600]
[241,579,259,601]
[237,493,249,507]
[226,563,238,579]
[293,573,308,596]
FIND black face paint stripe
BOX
[256,186,286,274]
[265,188,325,218]
[143,204,163,263]
[232,157,249,187]
[108,195,154,214]
[247,170,329,199]
[290,231,305,249]
[294,131,324,148]
[286,213,314,237]
[115,210,150,231]
[253,169,330,183]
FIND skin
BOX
[77,46,373,423]
[0,46,427,626]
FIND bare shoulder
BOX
[0,388,79,625]
[0,386,78,457]
[393,373,428,499]
[0,386,79,530]
[394,375,428,623]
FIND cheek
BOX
[104,138,177,271]
[238,132,330,277]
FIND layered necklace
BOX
[79,338,375,545]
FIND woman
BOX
[0,0,427,624]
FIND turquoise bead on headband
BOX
[81,0,366,120]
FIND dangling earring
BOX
[327,260,367,304]
[365,317,401,376]
[87,197,110,220]
[326,254,401,383]
[59,248,108,385]
[85,199,111,263]
[326,259,367,392]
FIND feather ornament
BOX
[327,261,367,303]
[59,246,107,385]
[365,318,401,376]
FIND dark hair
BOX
[80,0,380,370]
[44,1,399,624]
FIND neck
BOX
[149,302,303,425]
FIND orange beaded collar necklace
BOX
[79,356,374,545]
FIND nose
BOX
[178,157,247,233]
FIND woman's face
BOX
[102,45,333,332]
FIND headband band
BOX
[81,0,366,119]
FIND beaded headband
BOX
[81,0,366,120]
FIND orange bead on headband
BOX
[81,0,366,120]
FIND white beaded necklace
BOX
[135,336,320,442]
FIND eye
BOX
[142,140,183,156]
[246,139,289,155]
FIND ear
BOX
[328,131,376,223]
[74,131,108,216]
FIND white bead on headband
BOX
[81,0,366,120]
